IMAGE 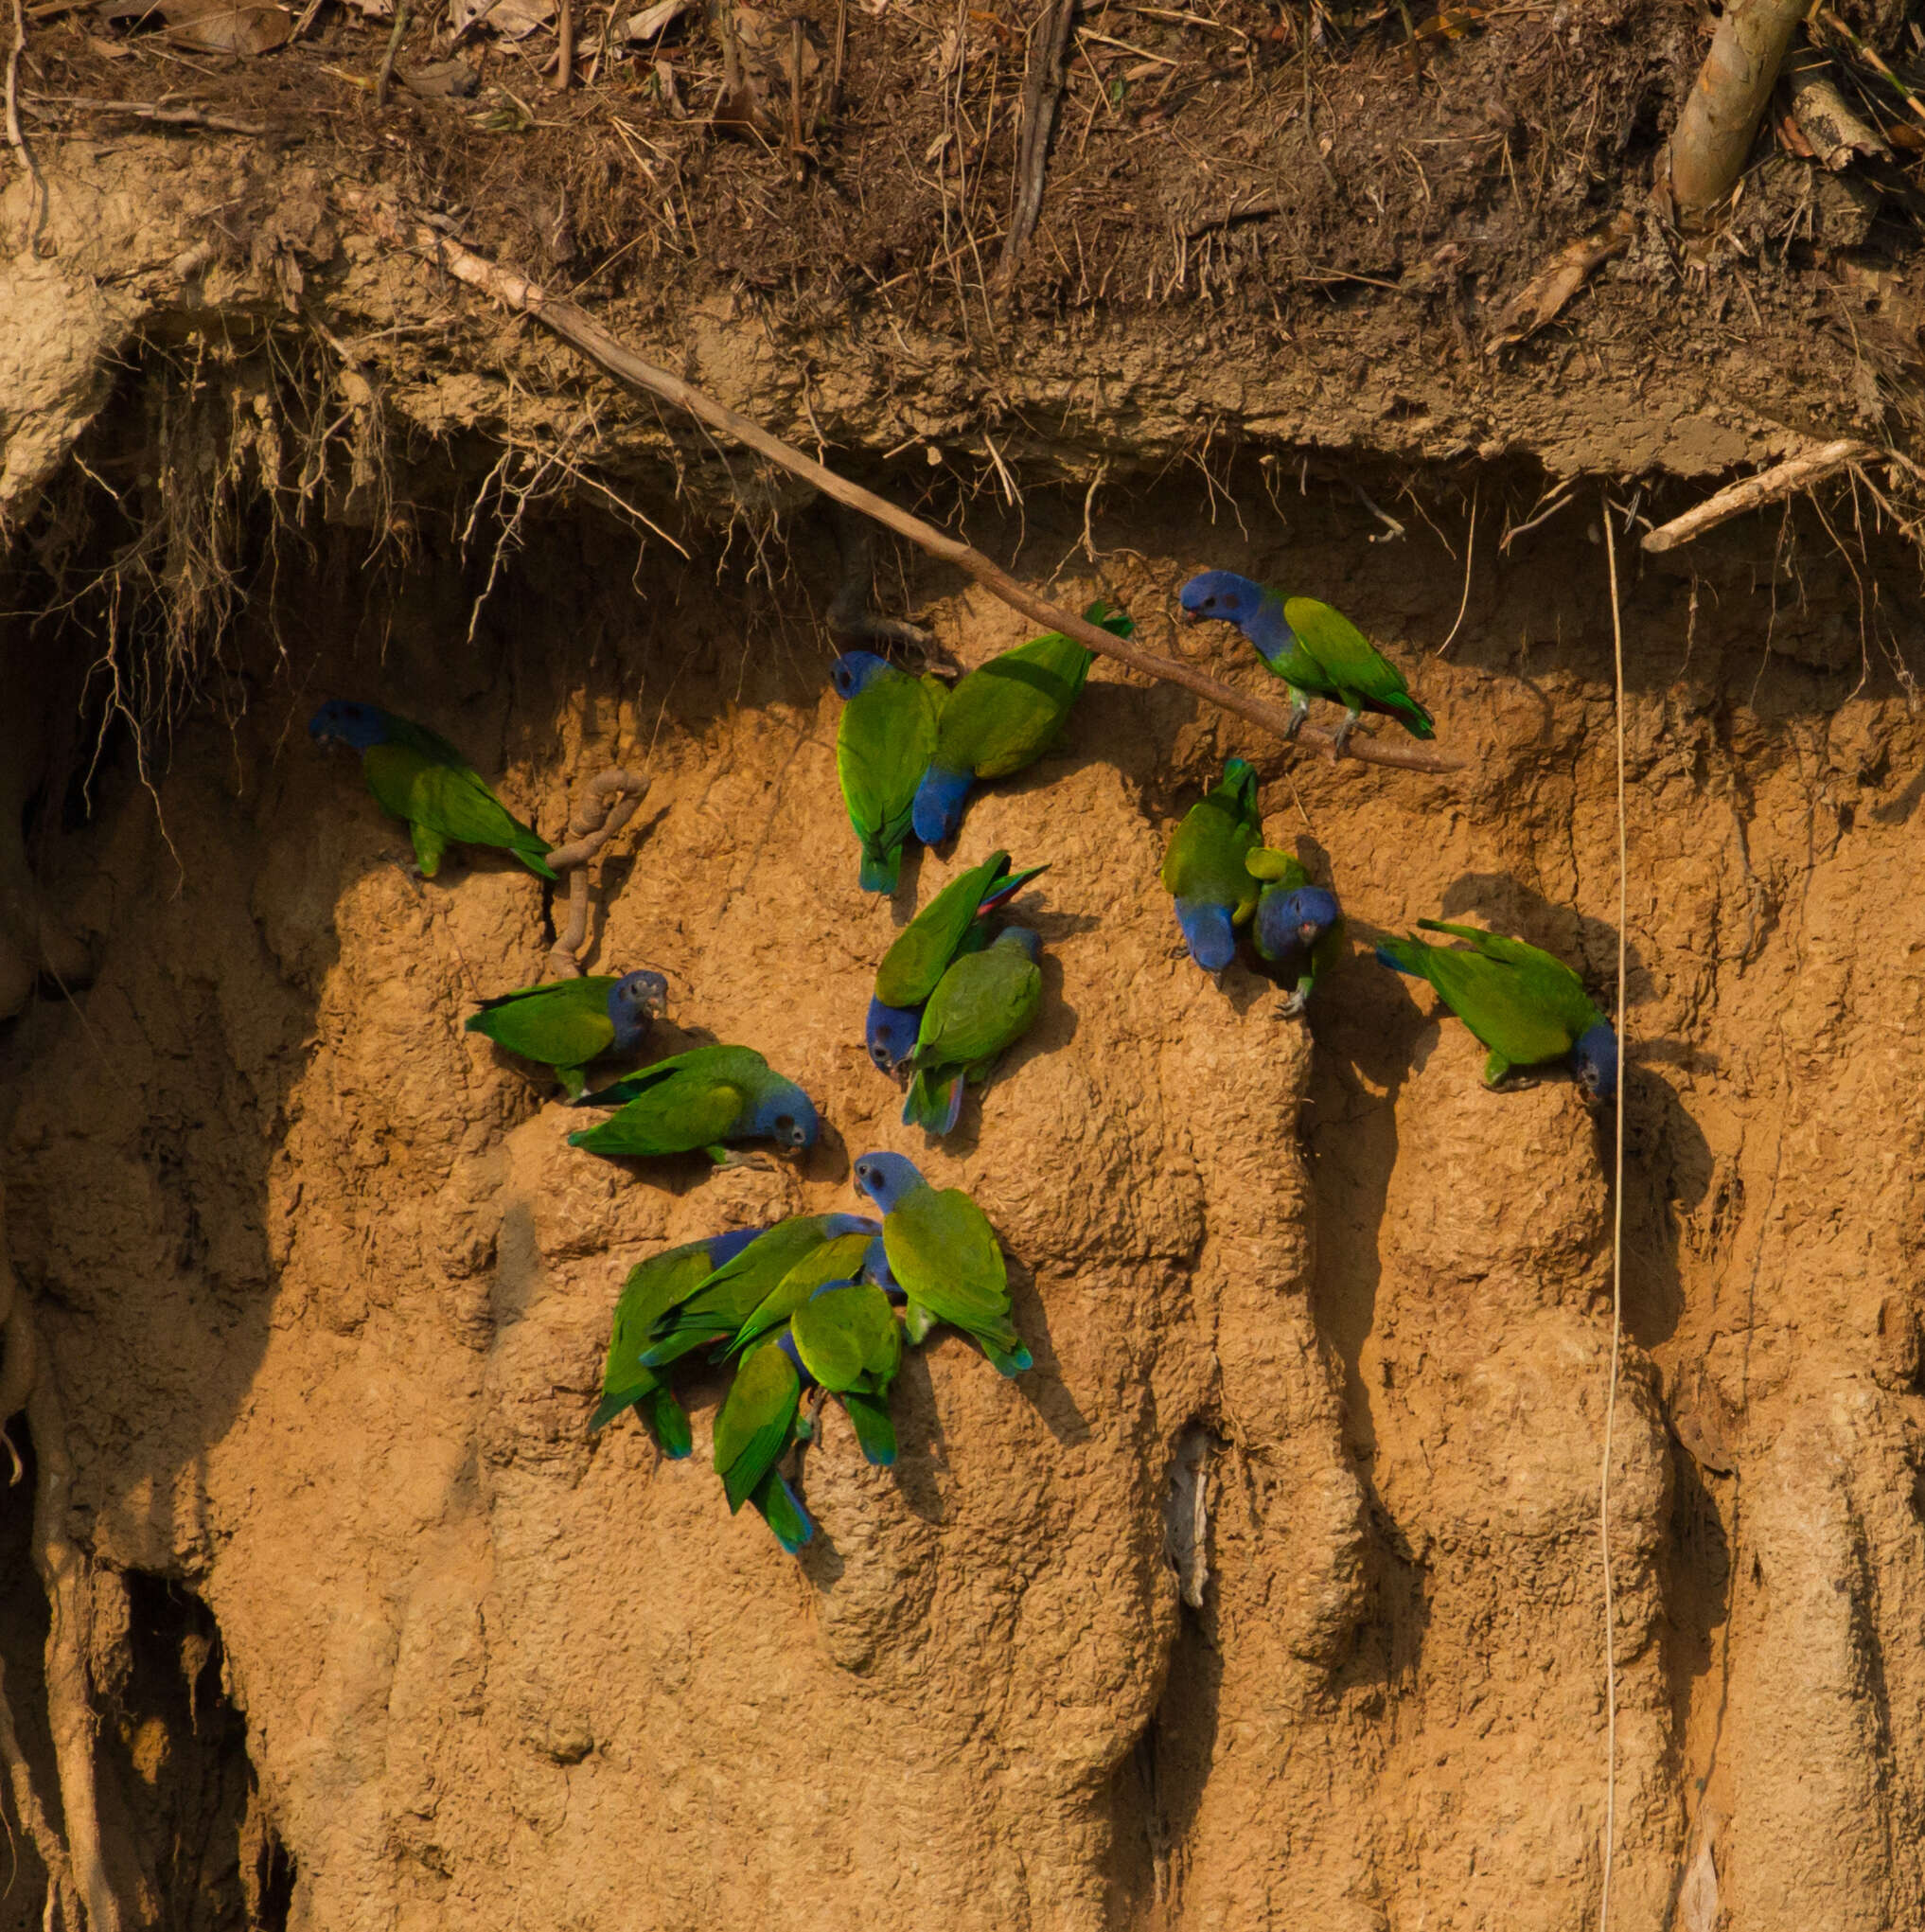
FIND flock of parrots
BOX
[307,568,1619,1553]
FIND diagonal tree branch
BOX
[337,188,1463,777]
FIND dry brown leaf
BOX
[1412,7,1484,40]
[98,0,291,49]
[622,0,684,38]
[1485,209,1635,351]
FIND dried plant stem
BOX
[5,0,49,251]
[550,0,574,90]
[1598,491,1629,1932]
[375,0,409,107]
[995,0,1074,287]
[343,190,1462,775]
[1642,438,1874,553]
[546,768,651,978]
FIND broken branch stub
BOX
[339,190,1462,777]
[547,767,650,979]
[1666,0,1811,222]
[1641,439,1875,553]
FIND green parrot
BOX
[867,849,1048,1075]
[831,652,946,893]
[309,700,556,877]
[910,602,1133,843]
[588,1226,767,1449]
[636,1214,879,1371]
[902,927,1044,1137]
[466,970,668,1098]
[1178,574,1434,753]
[1160,757,1262,973]
[852,1152,1031,1376]
[1375,918,1619,1100]
[1246,850,1347,1018]
[712,1279,905,1551]
[568,1045,821,1162]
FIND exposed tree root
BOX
[1642,440,1877,553]
[1665,0,1810,222]
[0,1182,125,1932]
[546,768,653,979]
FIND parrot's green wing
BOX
[839,670,944,893]
[837,1391,898,1468]
[1245,847,1311,888]
[579,1044,768,1108]
[874,851,1015,1008]
[589,1239,718,1445]
[1416,919,1565,974]
[362,739,556,878]
[749,1467,813,1552]
[713,1341,803,1514]
[935,633,1092,782]
[1378,936,1589,1069]
[1282,598,1433,739]
[911,945,1042,1072]
[565,1066,747,1157]
[883,1187,1029,1373]
[791,1283,902,1392]
[641,1215,837,1366]
[467,978,618,1071]
[726,1232,875,1359]
[1161,763,1262,915]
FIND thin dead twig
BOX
[1642,439,1875,553]
[344,188,1463,774]
[547,769,652,978]
[1437,479,1477,656]
[375,0,409,106]
[6,0,50,255]
[26,91,269,133]
[993,0,1075,290]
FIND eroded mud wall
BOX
[3,476,1923,1931]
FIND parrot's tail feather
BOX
[911,766,975,845]
[1373,939,1425,977]
[985,1341,1034,1377]
[515,836,560,881]
[976,863,1049,914]
[859,843,902,894]
[587,1390,635,1433]
[752,1472,815,1553]
[1374,692,1435,739]
[841,1391,898,1467]
[639,1391,694,1461]
[902,1068,965,1136]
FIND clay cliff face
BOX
[2,482,1923,1932]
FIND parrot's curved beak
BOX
[1178,607,1207,626]
[1299,922,1320,946]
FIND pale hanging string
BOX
[1598,492,1630,1932]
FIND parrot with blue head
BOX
[1245,849,1346,1018]
[1374,918,1618,1101]
[568,1045,820,1162]
[902,927,1044,1137]
[853,1150,1030,1375]
[910,602,1132,843]
[1160,758,1262,974]
[866,849,1047,1076]
[831,650,946,893]
[309,700,556,877]
[466,970,668,1098]
[1177,574,1434,754]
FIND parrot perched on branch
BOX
[1374,918,1618,1100]
[831,651,946,894]
[1177,574,1434,753]
[902,928,1043,1137]
[910,602,1132,843]
[867,849,1047,1076]
[309,700,556,877]
[1161,757,1262,974]
[466,971,668,1097]
[568,1046,821,1162]
[853,1151,1030,1376]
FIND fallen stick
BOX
[994,0,1075,288]
[1641,439,1874,553]
[340,189,1462,775]
[25,92,270,133]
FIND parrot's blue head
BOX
[866,995,923,1076]
[606,971,669,1050]
[831,651,896,700]
[1258,886,1341,957]
[853,1150,927,1214]
[1179,571,1265,629]
[308,700,390,751]
[747,1078,821,1153]
[995,927,1044,963]
[1573,1020,1619,1104]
